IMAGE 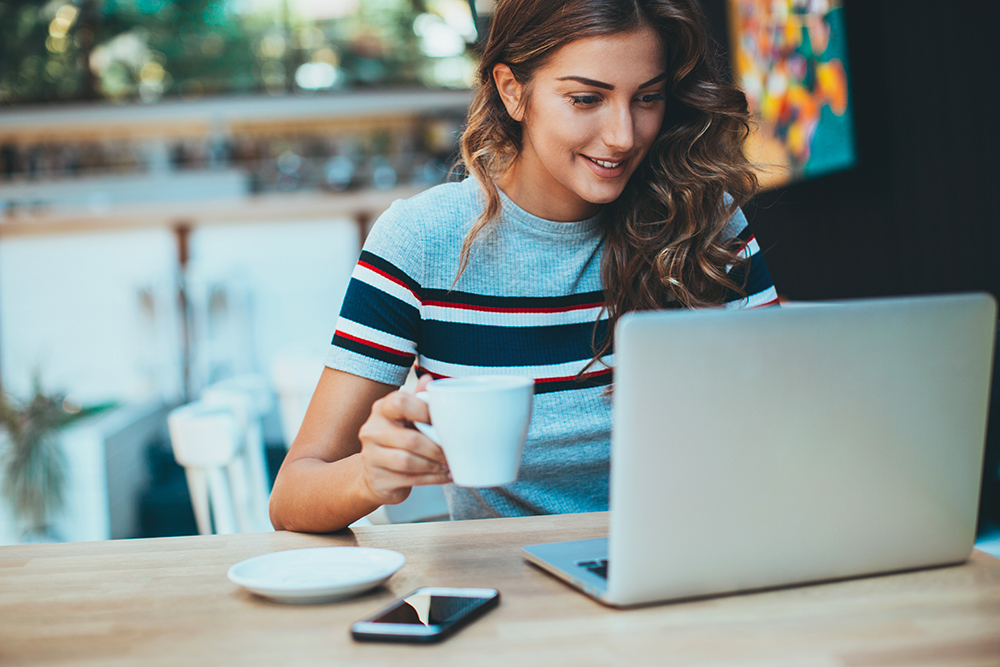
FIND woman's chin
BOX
[580,185,627,206]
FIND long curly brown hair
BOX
[458,0,758,370]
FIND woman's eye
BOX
[571,95,600,106]
[637,93,665,104]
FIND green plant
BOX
[0,378,73,538]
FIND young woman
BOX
[269,0,778,532]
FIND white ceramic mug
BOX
[415,375,534,487]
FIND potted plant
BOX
[0,378,73,542]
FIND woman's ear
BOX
[493,63,525,122]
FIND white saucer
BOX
[227,547,406,604]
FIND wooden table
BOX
[1,512,999,666]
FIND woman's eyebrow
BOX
[639,72,669,88]
[557,76,614,90]
[556,72,669,90]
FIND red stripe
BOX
[360,262,601,313]
[417,366,611,382]
[750,296,781,309]
[534,367,612,384]
[422,301,602,314]
[415,367,612,383]
[358,261,419,300]
[415,367,612,389]
[735,235,755,257]
[336,330,412,358]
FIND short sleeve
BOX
[324,199,425,386]
[721,206,780,308]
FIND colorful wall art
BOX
[728,0,857,188]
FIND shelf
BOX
[0,89,473,144]
[0,184,429,238]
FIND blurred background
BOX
[0,0,996,545]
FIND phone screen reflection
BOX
[369,594,486,627]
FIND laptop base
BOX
[522,538,612,604]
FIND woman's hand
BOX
[357,374,451,505]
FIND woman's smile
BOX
[583,154,629,176]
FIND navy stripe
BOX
[338,279,421,343]
[726,254,774,302]
[744,255,775,298]
[423,288,604,310]
[421,319,610,367]
[333,333,414,367]
[359,251,421,297]
[734,224,754,245]
[534,370,613,395]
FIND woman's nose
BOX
[603,104,635,153]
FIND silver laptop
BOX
[522,292,997,607]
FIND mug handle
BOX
[413,392,440,443]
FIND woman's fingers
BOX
[375,390,431,430]
[415,373,433,393]
[357,387,451,504]
[360,406,445,467]
[362,469,451,506]
[361,438,452,502]
[371,432,448,474]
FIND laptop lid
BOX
[602,292,996,606]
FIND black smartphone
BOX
[351,587,500,643]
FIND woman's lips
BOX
[583,154,628,177]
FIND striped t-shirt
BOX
[326,177,778,519]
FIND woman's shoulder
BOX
[367,179,480,242]
[361,178,482,270]
[389,178,482,223]
[720,196,750,242]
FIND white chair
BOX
[167,401,247,535]
[201,378,274,532]
[206,373,275,418]
[270,351,325,450]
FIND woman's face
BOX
[495,27,668,222]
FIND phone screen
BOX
[369,591,488,626]
[352,587,499,643]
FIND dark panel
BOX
[699,0,1000,301]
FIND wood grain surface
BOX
[1,512,998,666]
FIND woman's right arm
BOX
[268,367,450,533]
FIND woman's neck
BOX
[494,164,602,222]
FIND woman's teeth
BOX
[588,157,622,169]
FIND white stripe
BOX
[724,285,779,309]
[353,263,421,310]
[727,236,762,272]
[336,317,417,355]
[738,236,761,260]
[423,304,606,327]
[419,355,614,381]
